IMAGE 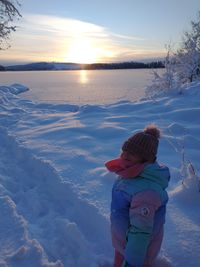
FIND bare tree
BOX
[0,0,21,49]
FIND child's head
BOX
[121,124,161,163]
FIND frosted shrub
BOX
[165,124,200,194]
[146,48,177,98]
[146,12,200,98]
[181,161,200,193]
[175,12,200,83]
[180,143,200,193]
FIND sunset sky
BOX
[0,0,199,65]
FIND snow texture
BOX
[0,83,200,267]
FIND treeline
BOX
[83,61,164,70]
[0,61,164,72]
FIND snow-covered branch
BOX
[0,0,21,49]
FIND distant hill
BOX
[0,65,5,71]
[5,62,82,71]
[4,61,164,71]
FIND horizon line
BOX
[1,57,165,67]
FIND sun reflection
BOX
[80,70,89,84]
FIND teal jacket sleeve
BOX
[123,191,161,267]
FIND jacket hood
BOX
[140,162,170,189]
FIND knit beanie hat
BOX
[122,124,161,162]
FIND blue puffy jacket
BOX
[111,162,170,267]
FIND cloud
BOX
[1,14,165,63]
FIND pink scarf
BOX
[105,157,145,178]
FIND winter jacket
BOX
[110,162,170,267]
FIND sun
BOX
[66,38,100,64]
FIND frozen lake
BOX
[0,68,157,104]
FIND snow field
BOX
[0,83,200,266]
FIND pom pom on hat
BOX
[143,124,161,139]
[122,124,160,162]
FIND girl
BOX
[105,125,170,267]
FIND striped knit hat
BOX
[122,124,161,162]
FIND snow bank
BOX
[0,83,200,267]
[0,83,29,95]
[0,126,111,267]
[0,196,62,267]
